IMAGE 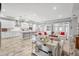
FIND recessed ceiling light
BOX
[53,7,57,10]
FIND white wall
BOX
[72,4,79,35]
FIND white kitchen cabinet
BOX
[0,19,15,28]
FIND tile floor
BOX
[0,36,79,56]
[0,36,32,56]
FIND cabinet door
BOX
[76,37,79,49]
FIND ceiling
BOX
[1,3,74,22]
[72,3,79,16]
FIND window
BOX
[53,22,69,38]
